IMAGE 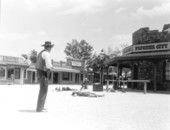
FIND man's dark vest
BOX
[36,50,47,71]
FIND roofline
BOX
[106,51,170,65]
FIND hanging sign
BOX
[71,61,82,67]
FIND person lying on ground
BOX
[62,87,77,91]
[72,91,104,97]
[55,87,77,91]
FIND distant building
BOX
[0,55,29,84]
[24,58,86,85]
[0,55,86,85]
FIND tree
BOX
[21,54,28,60]
[85,52,97,71]
[21,49,38,64]
[107,43,131,78]
[86,43,129,74]
[64,39,93,60]
[84,49,110,83]
[85,49,110,71]
[29,49,38,63]
[107,43,129,58]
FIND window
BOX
[14,68,21,79]
[165,61,170,81]
[0,67,5,78]
[62,72,70,81]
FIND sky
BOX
[0,0,170,61]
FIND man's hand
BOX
[51,67,54,71]
[47,69,51,72]
[47,67,53,72]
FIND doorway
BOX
[75,73,79,84]
[53,72,59,84]
[32,72,36,83]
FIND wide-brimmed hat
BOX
[42,41,54,48]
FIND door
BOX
[53,72,59,84]
[75,73,79,84]
[32,72,36,83]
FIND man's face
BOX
[46,47,52,52]
[100,54,105,61]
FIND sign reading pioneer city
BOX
[123,42,170,55]
[133,42,170,52]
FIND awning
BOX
[106,51,170,65]
[27,68,37,72]
[27,67,81,73]
[53,67,80,73]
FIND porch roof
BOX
[106,51,170,65]
[53,66,80,73]
[27,63,81,73]
[27,66,81,73]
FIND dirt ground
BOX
[0,84,170,130]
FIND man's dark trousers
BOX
[36,70,48,112]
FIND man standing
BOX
[36,41,54,112]
[80,76,89,91]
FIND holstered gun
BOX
[46,69,51,80]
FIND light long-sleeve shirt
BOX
[41,51,52,69]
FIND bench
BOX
[106,79,150,94]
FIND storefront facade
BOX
[0,55,86,85]
[0,55,29,85]
[24,58,85,85]
[106,24,170,91]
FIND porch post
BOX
[106,66,109,91]
[153,61,158,91]
[131,63,135,88]
[130,63,134,88]
[132,61,139,89]
[117,62,120,88]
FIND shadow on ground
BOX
[18,110,36,113]
[124,88,170,95]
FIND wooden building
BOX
[106,24,170,91]
[0,55,29,84]
[0,55,86,85]
[24,58,85,85]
